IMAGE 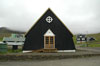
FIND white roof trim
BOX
[6,42,24,45]
[44,29,55,36]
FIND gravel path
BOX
[0,56,100,66]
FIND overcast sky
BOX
[0,0,100,34]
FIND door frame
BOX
[44,36,55,49]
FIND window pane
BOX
[50,37,53,44]
[82,38,85,40]
[46,37,49,44]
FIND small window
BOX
[46,37,49,44]
[46,16,53,23]
[50,37,53,44]
[77,38,80,40]
[45,36,54,44]
[79,36,82,38]
[82,38,85,40]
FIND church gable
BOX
[25,8,73,37]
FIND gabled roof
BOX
[25,8,73,37]
[3,37,25,42]
[44,29,55,36]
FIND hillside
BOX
[0,27,25,41]
[87,33,100,44]
[0,27,25,34]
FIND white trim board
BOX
[23,50,76,53]
[23,51,32,53]
[57,50,76,52]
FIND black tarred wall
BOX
[23,8,75,50]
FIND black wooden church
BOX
[23,8,75,53]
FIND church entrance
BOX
[44,29,55,49]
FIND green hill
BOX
[87,33,100,43]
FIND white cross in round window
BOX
[46,16,53,23]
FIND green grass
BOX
[0,37,2,41]
[88,44,100,47]
[87,33,100,43]
[7,49,22,53]
[78,42,100,47]
[73,35,77,44]
[0,49,22,54]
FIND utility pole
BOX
[86,31,88,47]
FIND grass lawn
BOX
[7,49,22,53]
[0,37,3,41]
[78,43,100,47]
[88,44,100,47]
[0,49,22,54]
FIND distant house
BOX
[3,34,25,45]
[3,34,25,50]
[23,8,76,53]
[87,37,95,41]
[76,34,87,43]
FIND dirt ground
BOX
[0,56,100,66]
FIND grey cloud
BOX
[0,0,100,34]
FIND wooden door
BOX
[44,36,55,49]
